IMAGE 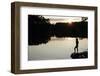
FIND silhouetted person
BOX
[74,38,79,53]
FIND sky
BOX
[43,15,87,24]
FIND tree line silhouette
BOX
[28,15,88,45]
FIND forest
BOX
[28,15,88,45]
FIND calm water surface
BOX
[28,37,88,60]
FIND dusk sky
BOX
[43,15,85,24]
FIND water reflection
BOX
[28,37,88,60]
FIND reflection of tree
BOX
[28,15,88,45]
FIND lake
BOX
[28,37,88,60]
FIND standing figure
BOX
[74,38,79,53]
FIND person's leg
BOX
[76,46,78,53]
[74,46,76,53]
[74,47,75,53]
[76,47,78,53]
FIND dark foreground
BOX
[71,51,88,59]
